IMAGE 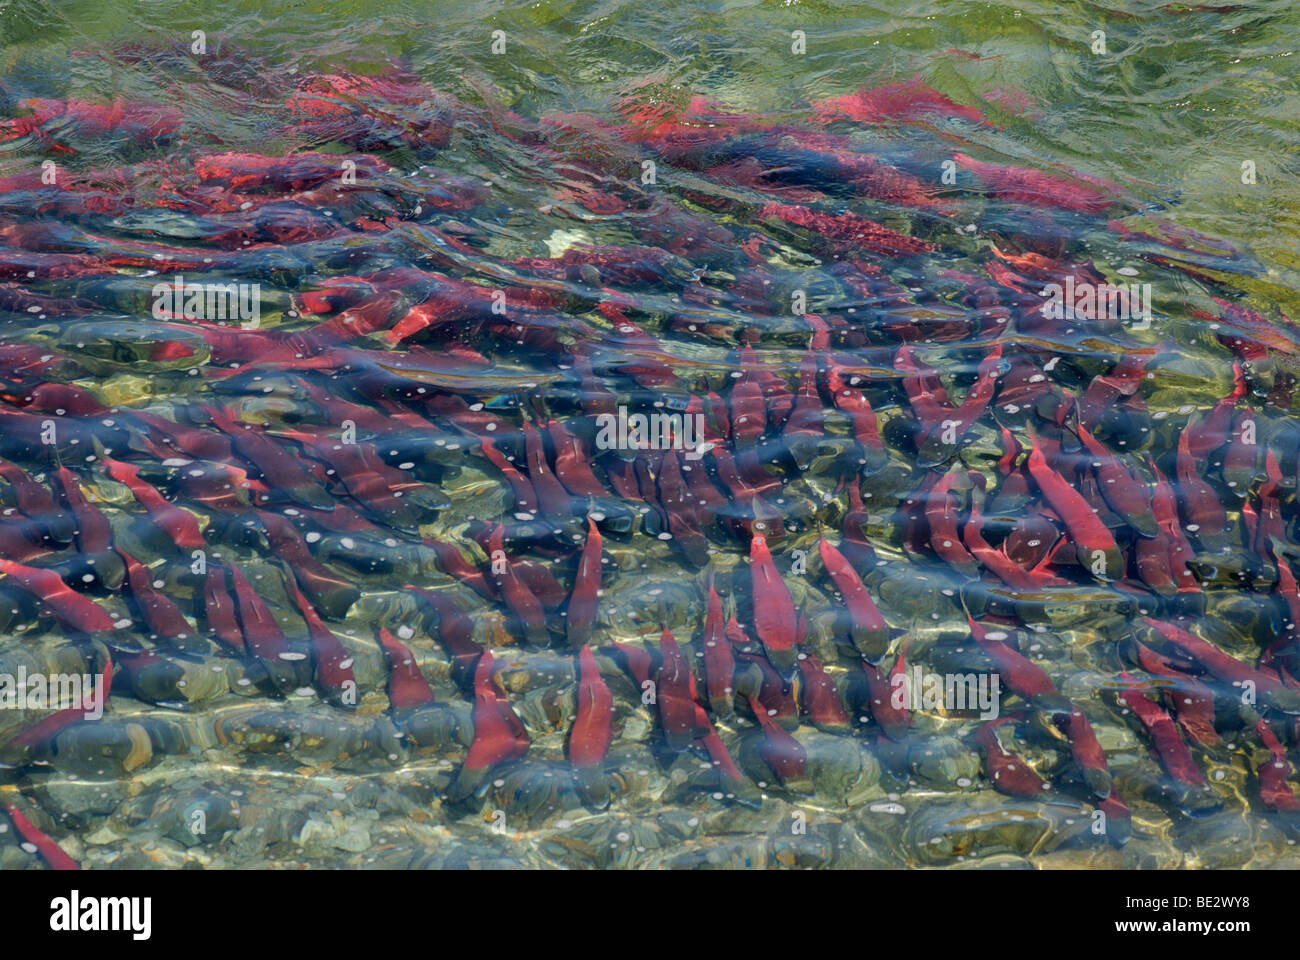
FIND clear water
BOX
[0,0,1298,870]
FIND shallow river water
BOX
[0,0,1299,869]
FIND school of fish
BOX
[1,47,1299,869]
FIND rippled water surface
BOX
[0,0,1299,870]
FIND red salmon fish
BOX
[463,650,530,771]
[377,625,436,711]
[3,802,80,870]
[818,536,888,662]
[569,644,613,768]
[749,533,799,673]
[0,558,115,634]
